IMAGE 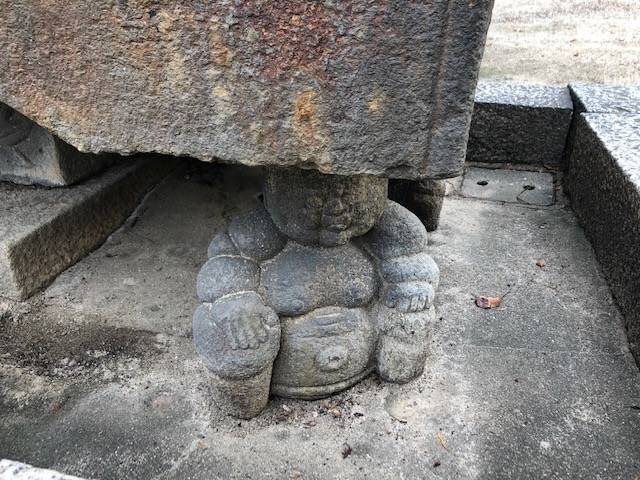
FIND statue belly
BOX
[271,307,376,399]
[262,242,379,397]
[260,242,378,316]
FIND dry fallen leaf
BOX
[436,432,449,450]
[475,296,502,309]
[196,440,208,449]
[328,407,342,418]
[341,443,353,459]
[536,259,546,268]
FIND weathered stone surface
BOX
[565,113,640,363]
[466,82,573,166]
[0,1,493,180]
[193,168,439,417]
[0,104,112,187]
[0,460,86,480]
[0,156,176,300]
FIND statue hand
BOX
[222,297,279,351]
[383,281,434,313]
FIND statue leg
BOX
[388,178,446,232]
[193,295,281,419]
[212,366,274,419]
[374,305,435,383]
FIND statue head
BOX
[264,168,388,247]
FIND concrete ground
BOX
[1,162,639,479]
[482,0,640,85]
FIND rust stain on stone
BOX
[293,89,331,170]
[233,2,341,81]
[294,90,317,124]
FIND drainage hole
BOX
[523,185,536,191]
[477,180,488,186]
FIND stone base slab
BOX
[0,156,178,300]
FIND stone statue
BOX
[193,168,439,418]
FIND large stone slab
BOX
[565,112,640,363]
[0,156,177,300]
[0,104,112,187]
[0,1,494,180]
[466,82,573,166]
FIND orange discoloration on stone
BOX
[368,93,385,114]
[294,91,317,124]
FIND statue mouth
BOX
[321,214,351,232]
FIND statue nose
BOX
[325,197,346,215]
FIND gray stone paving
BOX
[461,167,555,206]
[0,164,638,479]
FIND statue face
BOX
[264,168,388,246]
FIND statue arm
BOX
[362,201,439,384]
[362,200,439,312]
[199,202,287,305]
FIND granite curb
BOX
[466,81,574,167]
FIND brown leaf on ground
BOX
[475,296,502,309]
[436,432,449,450]
[536,259,546,268]
[328,407,342,418]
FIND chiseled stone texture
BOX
[466,81,573,166]
[0,156,177,300]
[566,113,640,363]
[0,1,493,180]
[570,83,640,114]
[193,168,439,417]
[0,460,86,480]
[0,104,112,187]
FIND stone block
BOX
[0,104,112,187]
[570,83,640,114]
[0,156,177,300]
[0,1,494,179]
[564,84,640,166]
[565,112,640,362]
[466,82,573,166]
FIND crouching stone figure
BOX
[193,168,439,418]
